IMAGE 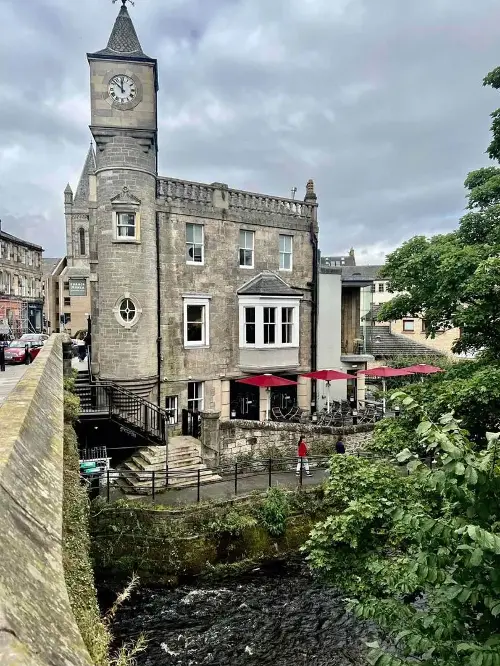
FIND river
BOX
[106,561,377,665]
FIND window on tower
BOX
[79,228,86,255]
[116,212,137,239]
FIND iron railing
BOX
[80,452,396,504]
[76,382,168,445]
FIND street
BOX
[0,363,29,407]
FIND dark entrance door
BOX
[230,381,260,420]
[270,374,298,416]
[182,409,200,438]
[346,369,358,406]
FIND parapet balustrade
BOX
[157,178,316,217]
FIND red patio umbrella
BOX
[237,373,298,420]
[357,366,415,413]
[301,369,353,411]
[401,363,445,383]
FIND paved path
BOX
[106,468,330,507]
[0,364,29,407]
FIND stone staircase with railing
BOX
[116,435,222,494]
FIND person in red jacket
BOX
[296,436,312,476]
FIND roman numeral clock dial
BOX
[108,75,137,104]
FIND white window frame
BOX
[238,295,301,349]
[115,212,138,240]
[239,230,254,268]
[279,234,293,271]
[165,396,178,424]
[186,223,204,265]
[243,306,256,345]
[187,381,204,412]
[281,306,294,344]
[183,294,211,348]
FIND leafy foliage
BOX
[258,486,291,537]
[377,68,500,358]
[306,394,500,665]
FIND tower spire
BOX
[74,144,96,204]
[88,0,151,60]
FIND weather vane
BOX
[113,0,135,6]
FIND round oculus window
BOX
[119,298,136,323]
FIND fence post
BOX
[152,470,156,503]
[106,469,110,503]
[0,346,5,372]
[299,457,303,487]
[197,468,201,503]
[234,461,238,496]
[268,458,272,488]
[165,465,169,488]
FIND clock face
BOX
[108,75,137,104]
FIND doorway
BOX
[230,381,260,420]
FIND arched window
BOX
[79,228,86,255]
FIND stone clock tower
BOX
[87,0,158,398]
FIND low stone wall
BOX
[0,335,92,666]
[218,419,374,461]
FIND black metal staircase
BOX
[73,368,168,446]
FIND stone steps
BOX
[115,436,221,494]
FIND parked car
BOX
[3,340,42,364]
[20,333,48,345]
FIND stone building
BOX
[0,228,43,337]
[78,1,318,422]
[43,147,94,336]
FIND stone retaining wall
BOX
[0,335,92,665]
[216,419,374,461]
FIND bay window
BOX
[239,297,300,348]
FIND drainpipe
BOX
[305,179,318,416]
[155,212,162,407]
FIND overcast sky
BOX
[1,0,500,263]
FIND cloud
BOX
[1,0,500,264]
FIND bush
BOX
[258,486,290,537]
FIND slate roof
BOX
[363,303,383,321]
[73,144,96,205]
[88,3,153,60]
[341,265,384,282]
[42,257,63,277]
[0,229,43,252]
[364,325,443,358]
[237,271,303,297]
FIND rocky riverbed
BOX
[106,561,376,665]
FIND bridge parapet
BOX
[0,334,92,665]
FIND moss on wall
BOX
[90,486,330,585]
[62,392,111,665]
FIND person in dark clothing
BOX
[335,437,346,454]
[84,332,91,359]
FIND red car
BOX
[3,340,42,365]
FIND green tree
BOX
[378,68,500,358]
[305,395,500,666]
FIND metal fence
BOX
[80,452,391,504]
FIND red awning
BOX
[357,366,415,378]
[401,364,444,375]
[301,369,352,381]
[236,374,298,388]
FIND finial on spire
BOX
[113,0,135,6]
